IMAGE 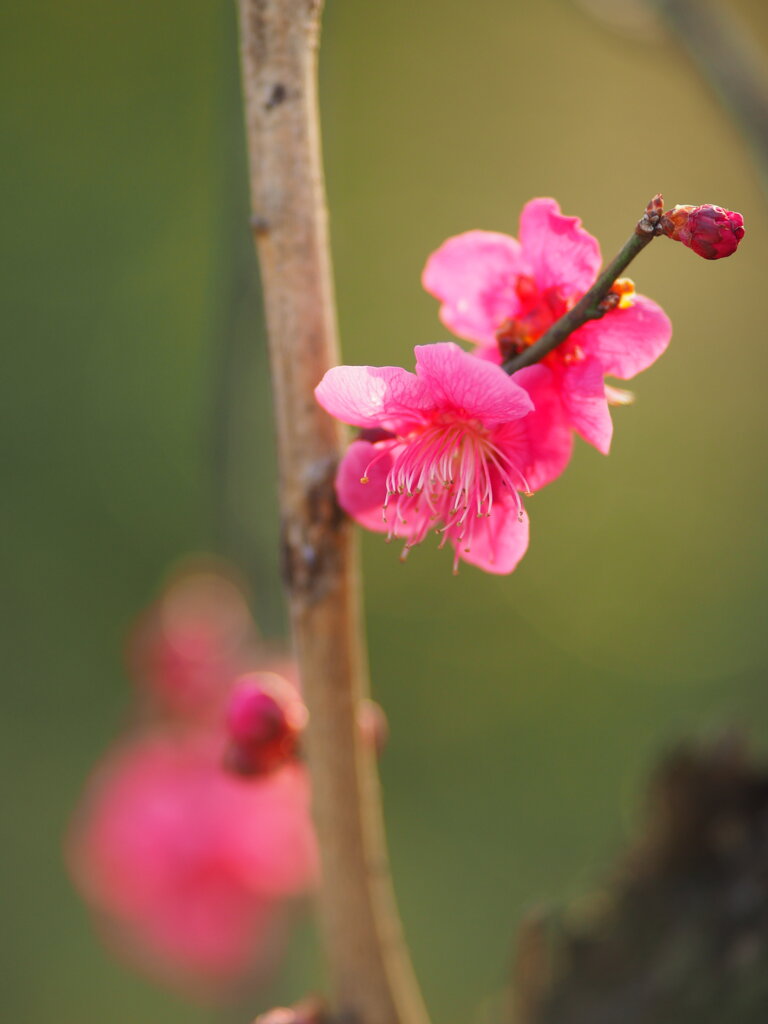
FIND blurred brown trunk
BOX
[510,736,768,1024]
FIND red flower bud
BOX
[660,204,744,260]
[224,673,308,777]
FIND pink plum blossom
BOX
[422,198,672,454]
[67,731,317,998]
[315,341,572,574]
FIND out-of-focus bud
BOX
[224,673,308,777]
[660,204,745,260]
[129,566,254,721]
[357,698,389,758]
[253,998,325,1024]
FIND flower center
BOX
[495,275,636,365]
[495,276,566,362]
[362,415,530,573]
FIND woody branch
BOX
[235,4,429,1024]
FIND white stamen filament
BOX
[369,418,530,565]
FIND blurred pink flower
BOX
[422,197,672,454]
[67,730,317,997]
[128,567,254,722]
[316,341,571,574]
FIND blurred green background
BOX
[3,1,768,1021]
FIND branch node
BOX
[636,192,665,236]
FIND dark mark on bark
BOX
[280,456,346,601]
[250,214,270,234]
[265,83,287,110]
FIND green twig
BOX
[502,196,662,374]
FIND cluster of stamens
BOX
[361,416,531,572]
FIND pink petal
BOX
[67,731,316,992]
[315,365,431,431]
[573,295,672,380]
[507,364,574,491]
[422,230,526,346]
[139,884,273,981]
[519,198,601,298]
[560,359,613,454]
[335,440,391,534]
[455,502,530,575]
[414,342,533,426]
[233,764,318,897]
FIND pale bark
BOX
[236,5,430,1024]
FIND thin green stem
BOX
[502,199,661,374]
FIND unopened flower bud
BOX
[224,673,308,777]
[660,204,744,260]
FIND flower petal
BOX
[574,294,672,379]
[422,230,525,346]
[414,342,533,426]
[315,365,431,430]
[519,198,601,298]
[454,502,530,575]
[560,358,613,454]
[507,364,574,490]
[335,440,391,534]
